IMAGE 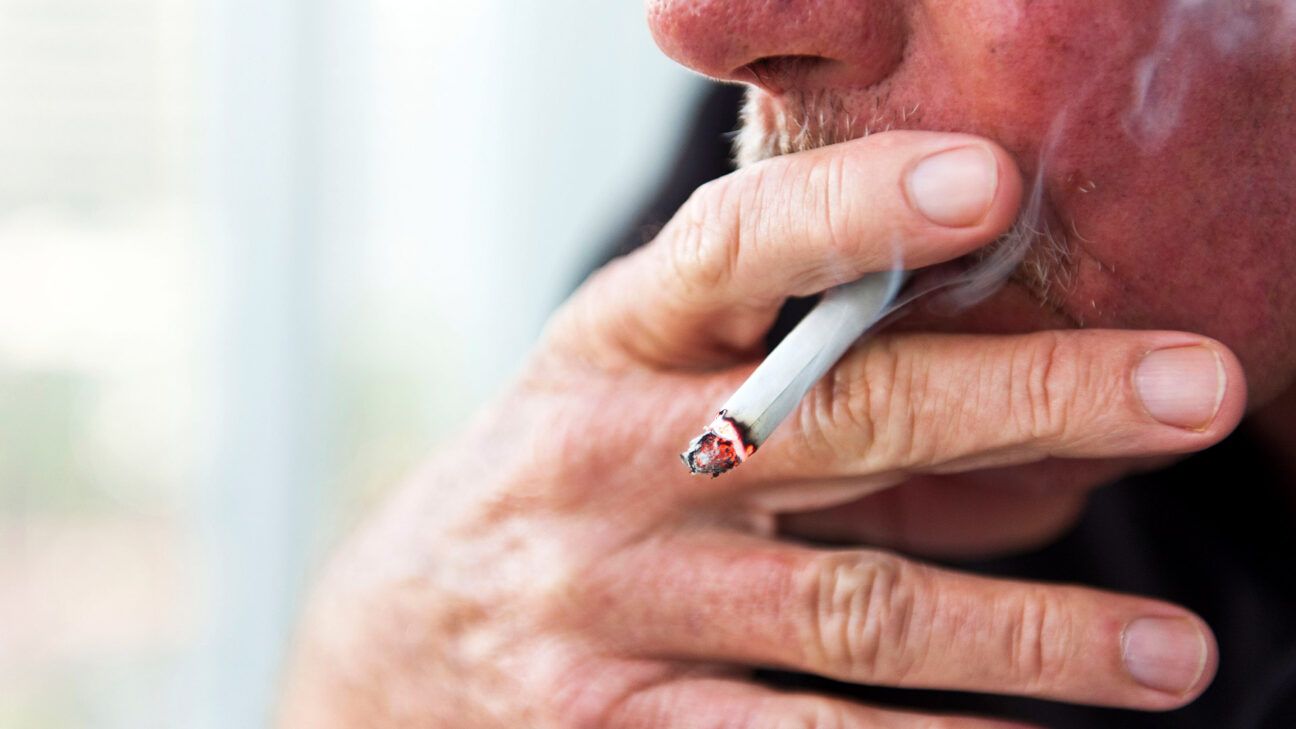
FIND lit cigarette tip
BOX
[679,272,904,478]
[681,413,755,478]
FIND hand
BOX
[280,132,1245,728]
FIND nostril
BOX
[648,0,909,91]
[735,55,831,94]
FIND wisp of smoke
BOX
[734,0,1295,317]
[1127,0,1296,152]
[937,0,1296,308]
[930,109,1070,312]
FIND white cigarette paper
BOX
[683,270,903,476]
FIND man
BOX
[280,1,1296,727]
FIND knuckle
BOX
[798,355,877,465]
[805,153,857,263]
[794,551,923,681]
[799,338,926,469]
[1007,332,1074,443]
[658,150,872,309]
[1002,588,1072,694]
[665,173,754,302]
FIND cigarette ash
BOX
[681,412,756,478]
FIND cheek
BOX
[889,0,1296,401]
[1061,60,1296,403]
[906,1,1144,140]
[1036,31,1296,400]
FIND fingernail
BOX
[906,145,999,227]
[1122,617,1208,695]
[1134,346,1226,430]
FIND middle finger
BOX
[589,533,1217,710]
[698,328,1245,488]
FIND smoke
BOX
[908,112,1069,315]
[945,0,1296,311]
[732,0,1294,317]
[1127,0,1295,152]
[931,153,1055,311]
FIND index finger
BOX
[546,132,1024,369]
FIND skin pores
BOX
[649,0,1296,406]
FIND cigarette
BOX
[681,271,903,477]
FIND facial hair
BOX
[732,86,1077,316]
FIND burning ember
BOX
[681,412,756,477]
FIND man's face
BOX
[649,0,1296,404]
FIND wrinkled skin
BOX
[652,0,1296,380]
[280,1,1296,727]
[651,0,1296,551]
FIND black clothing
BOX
[599,83,1296,728]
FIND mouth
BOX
[734,87,1083,328]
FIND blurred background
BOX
[0,1,698,726]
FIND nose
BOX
[646,0,907,94]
